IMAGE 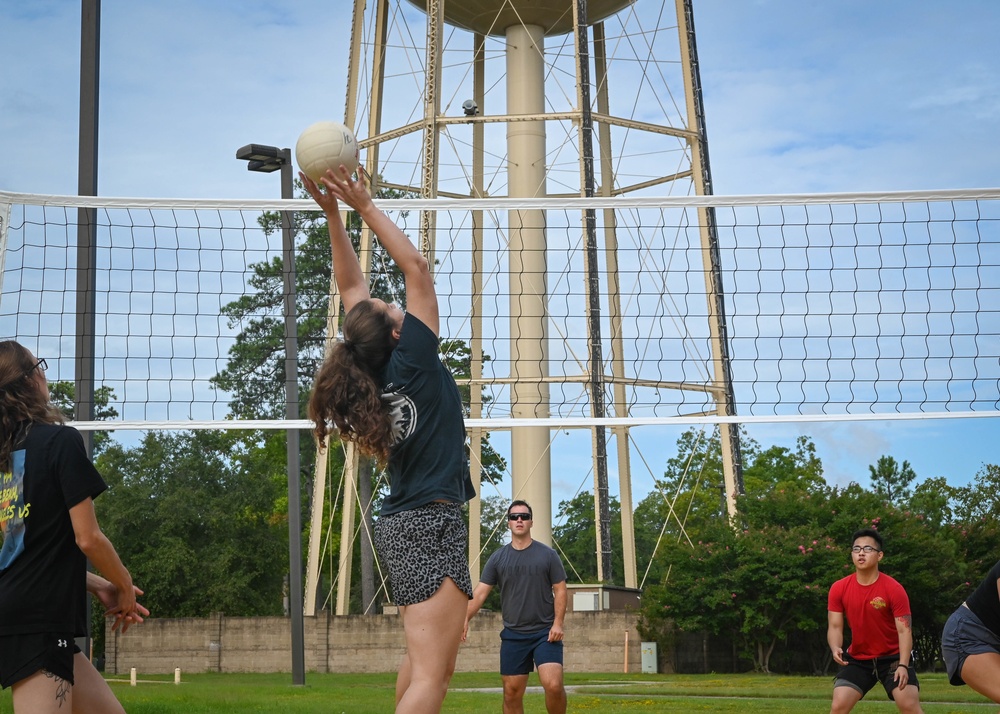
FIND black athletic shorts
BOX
[834,653,919,701]
[0,632,79,689]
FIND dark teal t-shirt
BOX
[378,314,475,516]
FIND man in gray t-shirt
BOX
[464,500,567,714]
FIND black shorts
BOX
[374,502,473,606]
[834,653,919,701]
[0,632,79,689]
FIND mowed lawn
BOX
[0,671,995,712]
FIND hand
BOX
[548,624,564,643]
[300,171,341,215]
[894,663,909,690]
[93,581,149,634]
[316,165,375,214]
[461,620,470,643]
[831,646,846,666]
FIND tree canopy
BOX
[635,428,998,674]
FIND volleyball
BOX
[295,121,359,182]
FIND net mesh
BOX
[2,189,997,431]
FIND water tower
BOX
[307,0,743,616]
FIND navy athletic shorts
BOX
[500,627,563,676]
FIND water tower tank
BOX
[405,0,634,37]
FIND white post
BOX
[174,667,181,684]
[130,667,137,686]
[506,23,552,545]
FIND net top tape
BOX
[3,187,1000,211]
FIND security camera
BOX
[462,99,479,117]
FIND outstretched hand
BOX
[301,165,373,215]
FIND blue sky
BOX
[1,0,999,497]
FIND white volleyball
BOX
[295,121,359,182]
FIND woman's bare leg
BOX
[395,578,467,714]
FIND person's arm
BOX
[87,572,150,633]
[549,580,567,642]
[463,581,494,642]
[827,610,847,665]
[300,171,371,313]
[70,498,136,620]
[312,167,439,336]
[893,614,914,689]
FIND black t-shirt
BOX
[967,559,1000,639]
[378,314,475,516]
[0,423,107,636]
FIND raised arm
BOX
[307,166,439,335]
[300,170,371,313]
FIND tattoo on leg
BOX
[42,670,71,707]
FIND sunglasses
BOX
[508,513,531,522]
[26,358,47,376]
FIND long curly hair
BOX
[0,341,64,470]
[309,299,398,464]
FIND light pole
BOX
[236,144,304,686]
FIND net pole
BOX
[74,0,101,664]
[279,157,305,686]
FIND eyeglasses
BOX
[508,513,531,522]
[26,358,47,376]
[851,545,880,554]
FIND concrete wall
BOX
[106,610,649,675]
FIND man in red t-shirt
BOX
[827,528,923,714]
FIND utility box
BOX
[566,584,640,612]
[641,641,658,674]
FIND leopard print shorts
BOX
[374,502,474,606]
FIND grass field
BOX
[1,671,996,712]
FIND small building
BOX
[566,584,640,613]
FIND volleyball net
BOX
[2,187,997,434]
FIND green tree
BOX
[94,429,287,618]
[47,381,118,454]
[634,428,760,562]
[868,455,917,506]
[909,476,960,527]
[551,492,623,584]
[953,463,1000,522]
